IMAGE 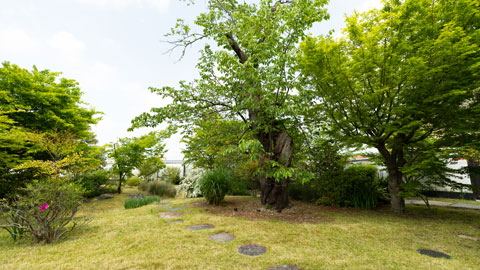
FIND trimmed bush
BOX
[0,180,86,244]
[160,167,181,184]
[176,168,204,198]
[124,196,160,209]
[74,169,110,198]
[199,167,233,205]
[139,181,176,197]
[127,177,140,187]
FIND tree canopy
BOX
[131,0,329,211]
[298,0,480,212]
[0,62,102,198]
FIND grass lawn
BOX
[1,190,479,270]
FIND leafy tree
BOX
[298,0,480,212]
[109,132,167,193]
[137,158,165,182]
[131,0,329,211]
[0,62,101,198]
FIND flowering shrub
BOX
[0,180,87,244]
[176,168,204,198]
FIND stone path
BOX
[209,232,235,242]
[168,207,188,211]
[188,224,215,230]
[238,244,267,256]
[405,200,480,210]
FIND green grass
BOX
[1,190,479,269]
[124,196,160,209]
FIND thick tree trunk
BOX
[467,158,480,200]
[257,130,293,212]
[386,168,406,213]
[376,142,406,213]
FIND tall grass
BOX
[138,181,176,197]
[124,196,160,209]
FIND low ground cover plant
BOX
[124,196,160,209]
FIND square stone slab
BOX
[187,224,215,230]
[417,249,451,259]
[238,244,267,256]
[209,232,235,242]
[158,212,183,219]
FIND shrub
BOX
[160,167,181,184]
[290,164,387,210]
[127,177,141,187]
[139,181,176,197]
[199,167,233,205]
[228,177,250,195]
[74,169,110,198]
[124,196,160,209]
[176,168,204,198]
[0,180,86,244]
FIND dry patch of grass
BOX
[1,192,479,270]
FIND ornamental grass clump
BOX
[199,167,233,205]
[0,180,87,244]
[124,196,160,209]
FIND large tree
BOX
[298,0,480,212]
[131,0,329,211]
[0,62,101,198]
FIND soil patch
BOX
[190,197,332,224]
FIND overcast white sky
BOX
[0,0,381,160]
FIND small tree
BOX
[109,132,167,193]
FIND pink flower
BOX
[39,203,49,211]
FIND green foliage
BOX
[139,181,176,197]
[160,167,181,184]
[298,0,480,211]
[199,168,233,205]
[74,169,111,198]
[127,177,141,187]
[290,164,387,210]
[130,0,329,190]
[0,180,86,244]
[137,158,165,182]
[176,168,204,198]
[0,62,101,198]
[124,196,160,209]
[109,131,167,193]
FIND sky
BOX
[0,0,381,160]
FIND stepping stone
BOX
[187,224,215,230]
[267,265,301,270]
[417,249,451,259]
[238,244,267,256]
[209,232,235,242]
[450,203,480,210]
[158,212,183,219]
[168,207,187,211]
[169,220,184,224]
[458,234,478,241]
[157,202,169,205]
